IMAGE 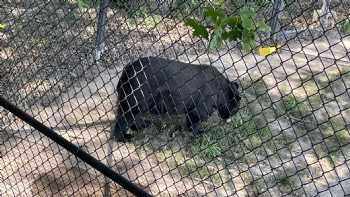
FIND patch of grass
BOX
[242,77,270,103]
[188,76,291,162]
[126,11,162,29]
[280,94,314,121]
[253,78,269,96]
[176,157,228,185]
[190,100,285,162]
[283,94,298,111]
[191,134,223,159]
[156,145,230,186]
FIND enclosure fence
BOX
[0,0,350,196]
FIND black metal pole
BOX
[0,96,152,197]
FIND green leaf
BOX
[341,20,350,33]
[77,0,90,9]
[0,23,6,30]
[212,0,225,7]
[209,26,224,49]
[240,6,256,30]
[185,18,209,39]
[256,19,271,32]
[222,29,242,41]
[203,6,225,25]
[222,16,241,27]
[241,29,256,50]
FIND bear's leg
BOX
[113,108,142,142]
[185,102,212,136]
[186,110,205,135]
[130,115,151,131]
[111,116,130,142]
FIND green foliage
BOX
[0,23,6,30]
[185,6,270,50]
[110,0,129,10]
[173,0,201,16]
[211,0,226,7]
[338,19,350,34]
[191,134,222,159]
[284,95,297,111]
[185,19,209,39]
[77,0,89,8]
[75,0,97,8]
[126,10,163,28]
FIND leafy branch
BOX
[185,6,271,51]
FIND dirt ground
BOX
[1,1,350,196]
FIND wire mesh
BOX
[0,0,349,196]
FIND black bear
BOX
[112,56,241,141]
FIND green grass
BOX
[156,148,228,185]
[252,78,269,96]
[149,74,349,192]
[177,160,229,185]
[155,74,344,162]
[190,100,287,162]
[283,95,297,111]
[191,134,223,159]
[188,77,294,162]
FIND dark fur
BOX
[112,57,241,141]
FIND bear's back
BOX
[139,57,227,89]
[117,57,229,101]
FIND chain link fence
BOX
[1,0,349,196]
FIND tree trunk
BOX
[95,0,110,61]
[312,0,336,29]
[269,0,284,43]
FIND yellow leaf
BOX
[257,46,278,56]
